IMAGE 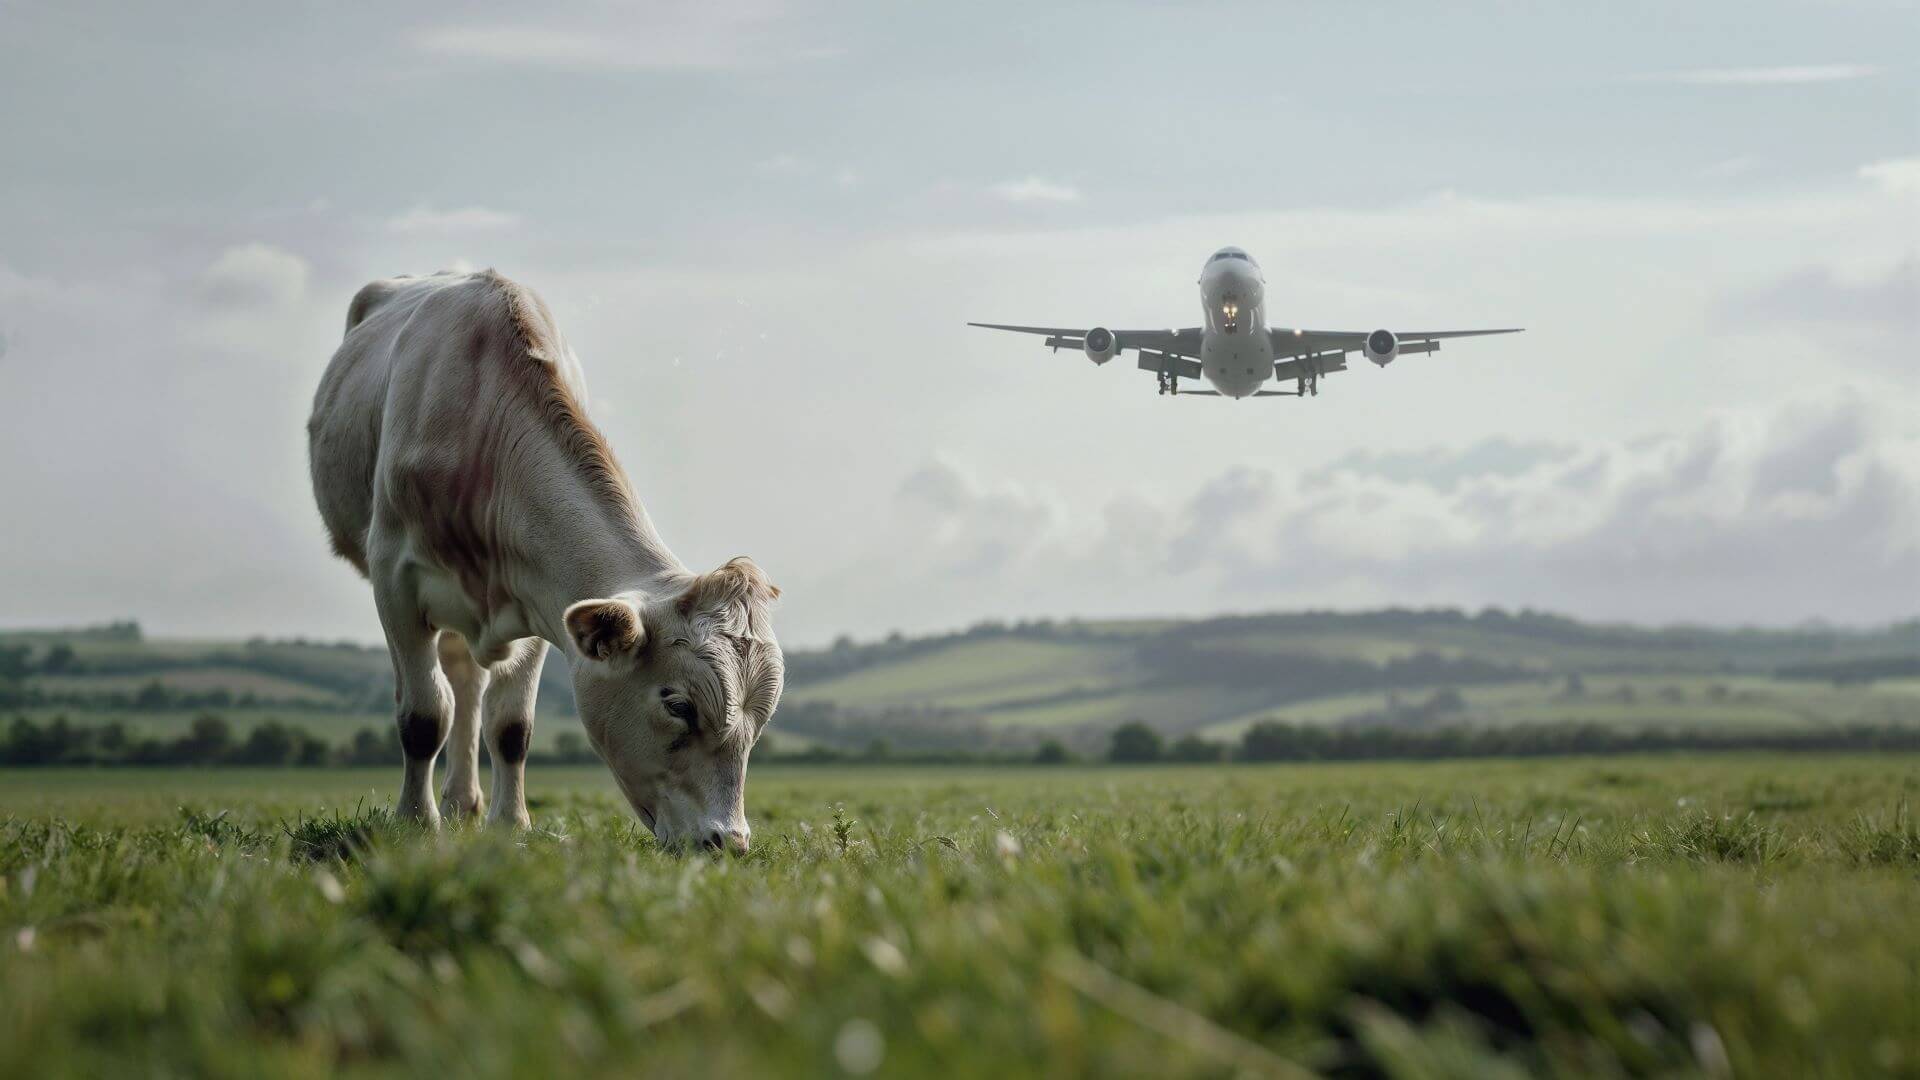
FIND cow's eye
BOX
[664,698,698,725]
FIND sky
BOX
[1,0,1916,646]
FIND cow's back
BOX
[307,270,544,576]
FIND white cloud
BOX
[1700,156,1760,180]
[989,177,1082,204]
[411,3,829,71]
[1859,156,1920,194]
[197,242,309,308]
[1724,258,1918,339]
[386,205,521,234]
[844,394,1920,630]
[1638,64,1878,85]
[756,153,807,175]
[755,155,862,189]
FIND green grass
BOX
[1199,673,1920,742]
[3,756,1918,1076]
[785,637,1131,710]
[28,667,348,704]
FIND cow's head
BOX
[564,557,782,853]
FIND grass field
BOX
[3,756,1917,1076]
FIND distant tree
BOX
[341,726,393,766]
[135,679,171,710]
[1563,673,1586,698]
[97,721,129,757]
[552,732,591,762]
[40,643,76,674]
[3,717,50,764]
[179,714,234,761]
[862,738,892,761]
[1033,739,1072,765]
[1168,734,1226,763]
[294,731,332,767]
[1107,722,1163,764]
[0,646,31,680]
[232,722,297,765]
[1239,722,1307,763]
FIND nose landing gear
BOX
[1156,371,1179,396]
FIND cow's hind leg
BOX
[483,638,548,829]
[437,633,489,822]
[371,551,453,829]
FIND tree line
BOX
[5,712,1917,769]
[1098,720,1920,764]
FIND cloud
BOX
[755,155,862,189]
[894,458,1056,575]
[756,154,807,175]
[989,177,1082,204]
[1699,156,1760,180]
[1637,64,1878,85]
[1723,258,1918,335]
[1859,156,1920,194]
[411,3,830,71]
[386,205,521,234]
[856,394,1920,628]
[197,243,309,308]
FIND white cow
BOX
[308,270,782,851]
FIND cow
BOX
[307,269,782,852]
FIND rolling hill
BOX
[5,609,1917,753]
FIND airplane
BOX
[969,246,1522,399]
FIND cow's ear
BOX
[564,597,646,661]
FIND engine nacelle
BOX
[1364,328,1398,367]
[1083,326,1119,365]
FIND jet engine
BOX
[1363,328,1398,367]
[1083,326,1119,365]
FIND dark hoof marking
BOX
[495,719,531,765]
[398,712,446,760]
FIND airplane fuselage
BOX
[1197,247,1272,398]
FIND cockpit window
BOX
[1209,251,1249,263]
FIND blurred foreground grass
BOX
[2,757,1917,1077]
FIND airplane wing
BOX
[1268,327,1523,360]
[967,323,1206,359]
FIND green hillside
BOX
[6,610,1918,754]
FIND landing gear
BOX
[1157,371,1178,396]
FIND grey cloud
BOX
[197,243,309,309]
[1322,437,1580,491]
[1725,259,1918,334]
[893,459,1055,576]
[865,394,1919,629]
[410,1,830,72]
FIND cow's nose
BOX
[704,828,750,855]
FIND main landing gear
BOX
[1295,356,1322,397]
[1156,371,1179,396]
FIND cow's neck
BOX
[517,486,689,657]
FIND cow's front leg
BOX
[483,638,548,829]
[437,633,490,822]
[373,564,453,829]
